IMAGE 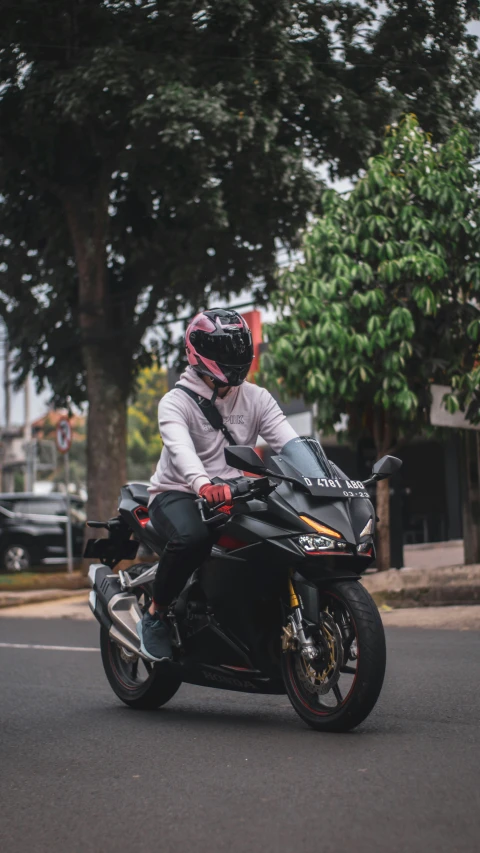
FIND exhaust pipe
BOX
[89,563,152,661]
[107,593,143,644]
[109,625,143,657]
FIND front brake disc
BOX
[295,612,344,696]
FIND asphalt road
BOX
[1,615,479,853]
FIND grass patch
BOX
[0,571,89,592]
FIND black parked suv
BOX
[0,493,86,572]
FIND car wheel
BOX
[2,544,32,573]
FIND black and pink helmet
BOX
[185,308,254,386]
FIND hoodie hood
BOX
[176,366,238,403]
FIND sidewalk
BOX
[0,541,476,612]
[403,539,463,570]
[380,605,480,630]
[362,563,480,608]
[1,591,478,630]
[2,565,479,612]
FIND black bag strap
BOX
[175,384,237,446]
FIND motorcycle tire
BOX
[282,580,386,733]
[100,627,182,710]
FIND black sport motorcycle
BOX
[86,437,401,732]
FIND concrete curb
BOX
[0,589,90,610]
[362,564,480,608]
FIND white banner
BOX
[430,384,480,431]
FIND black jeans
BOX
[149,491,216,606]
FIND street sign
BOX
[430,385,480,431]
[56,417,72,453]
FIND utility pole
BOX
[462,430,480,565]
[0,331,11,492]
[24,376,33,491]
[56,418,74,573]
[4,332,10,428]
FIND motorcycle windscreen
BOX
[272,437,369,499]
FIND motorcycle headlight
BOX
[297,534,348,554]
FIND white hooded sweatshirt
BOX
[148,366,297,501]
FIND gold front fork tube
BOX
[288,576,299,608]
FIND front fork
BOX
[282,575,319,661]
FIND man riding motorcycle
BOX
[140,308,298,661]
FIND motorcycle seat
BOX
[126,482,150,506]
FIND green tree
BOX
[127,362,167,482]
[362,0,480,143]
[1,2,479,525]
[265,116,480,569]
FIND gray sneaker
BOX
[138,611,173,662]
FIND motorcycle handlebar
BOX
[196,478,272,524]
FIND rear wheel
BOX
[282,581,386,732]
[100,627,182,710]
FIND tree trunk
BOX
[84,348,128,523]
[376,477,391,571]
[462,430,480,565]
[65,193,130,530]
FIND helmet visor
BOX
[190,329,253,367]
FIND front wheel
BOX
[2,543,32,573]
[282,581,386,733]
[100,627,182,710]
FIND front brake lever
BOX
[195,497,228,526]
[196,494,250,526]
[195,497,208,523]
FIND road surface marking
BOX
[0,642,99,652]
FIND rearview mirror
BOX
[224,445,268,475]
[372,455,402,480]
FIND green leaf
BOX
[412,285,437,315]
[444,394,460,414]
[342,234,357,253]
[367,315,381,334]
[467,319,480,340]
